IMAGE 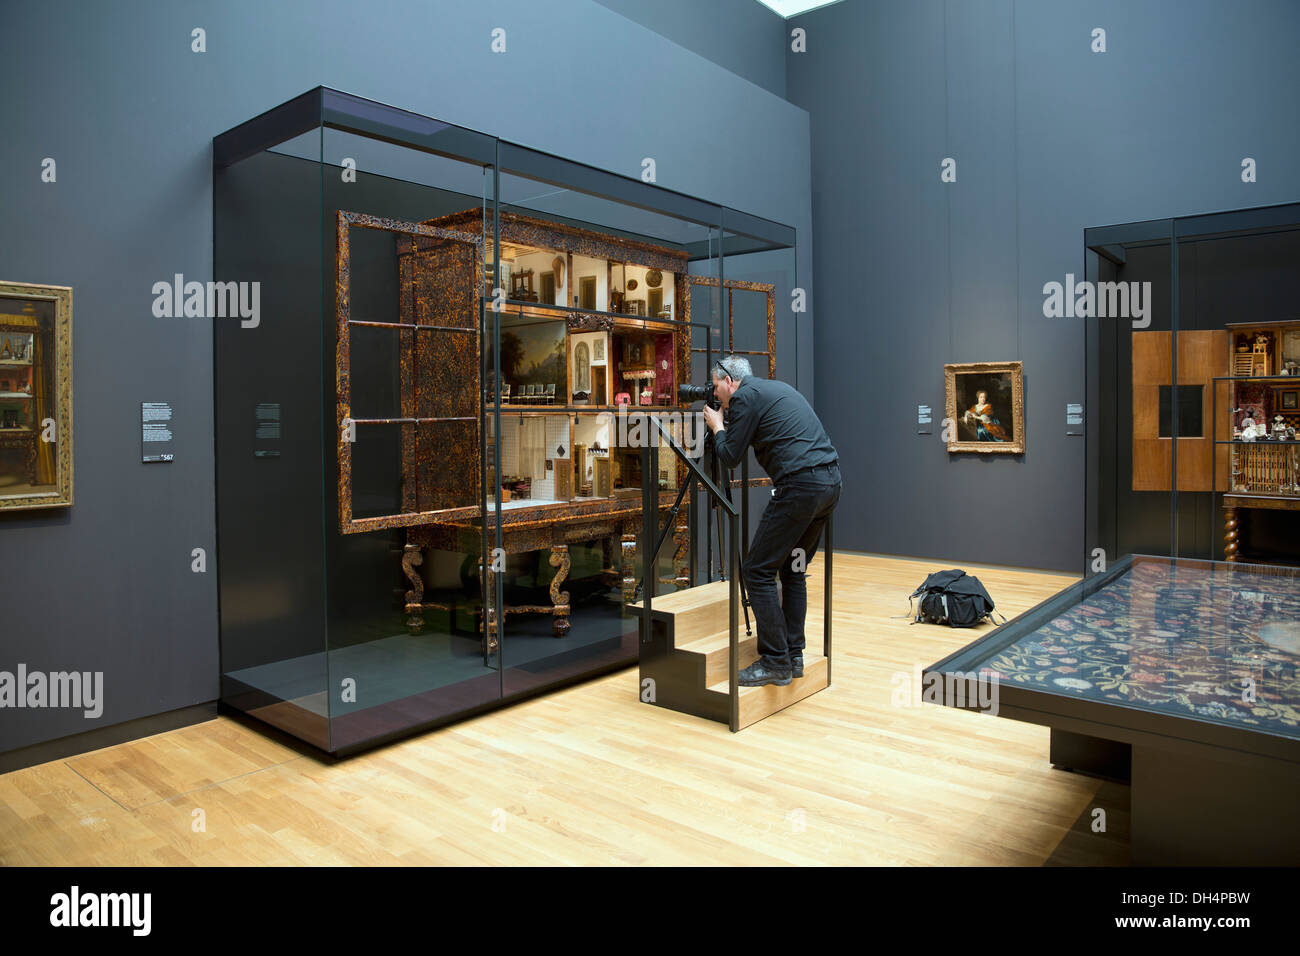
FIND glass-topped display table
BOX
[926,554,1300,864]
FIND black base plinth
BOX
[1050,728,1132,782]
[1051,729,1300,865]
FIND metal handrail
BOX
[637,412,743,730]
[646,414,737,516]
[631,474,695,603]
[631,413,738,598]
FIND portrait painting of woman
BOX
[961,388,1010,442]
[944,361,1025,454]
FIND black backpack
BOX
[908,569,1005,628]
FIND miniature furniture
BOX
[1216,320,1300,563]
[510,269,537,302]
[388,209,691,644]
[336,208,776,649]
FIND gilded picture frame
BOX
[944,360,1025,455]
[0,280,73,510]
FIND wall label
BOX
[142,402,175,463]
[255,402,281,458]
[1067,402,1084,435]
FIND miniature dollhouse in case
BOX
[213,89,795,751]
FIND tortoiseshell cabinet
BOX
[213,89,796,754]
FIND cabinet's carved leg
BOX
[402,543,425,631]
[621,524,638,604]
[1224,507,1240,562]
[550,545,571,636]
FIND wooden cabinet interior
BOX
[1131,320,1300,563]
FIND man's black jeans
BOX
[742,463,841,672]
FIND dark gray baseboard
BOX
[0,701,218,775]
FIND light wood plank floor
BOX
[0,553,1130,866]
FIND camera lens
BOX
[677,383,715,402]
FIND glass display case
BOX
[1086,202,1300,571]
[213,89,796,753]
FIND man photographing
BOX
[699,356,841,687]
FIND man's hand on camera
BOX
[702,404,724,433]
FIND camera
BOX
[678,382,718,408]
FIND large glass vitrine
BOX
[1086,202,1300,577]
[213,89,796,753]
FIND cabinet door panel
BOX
[337,210,483,532]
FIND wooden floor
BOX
[0,553,1131,866]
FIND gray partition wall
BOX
[787,0,1300,572]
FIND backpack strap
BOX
[895,593,922,622]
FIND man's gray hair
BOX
[714,355,752,382]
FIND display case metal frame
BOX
[213,88,793,252]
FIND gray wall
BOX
[787,0,1300,572]
[0,0,813,753]
[595,0,787,96]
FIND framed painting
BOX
[568,331,608,405]
[945,360,1025,455]
[0,280,73,510]
[494,316,566,401]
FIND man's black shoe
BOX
[791,654,804,678]
[737,660,792,687]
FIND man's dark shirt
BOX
[712,376,837,483]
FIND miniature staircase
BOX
[632,579,828,730]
